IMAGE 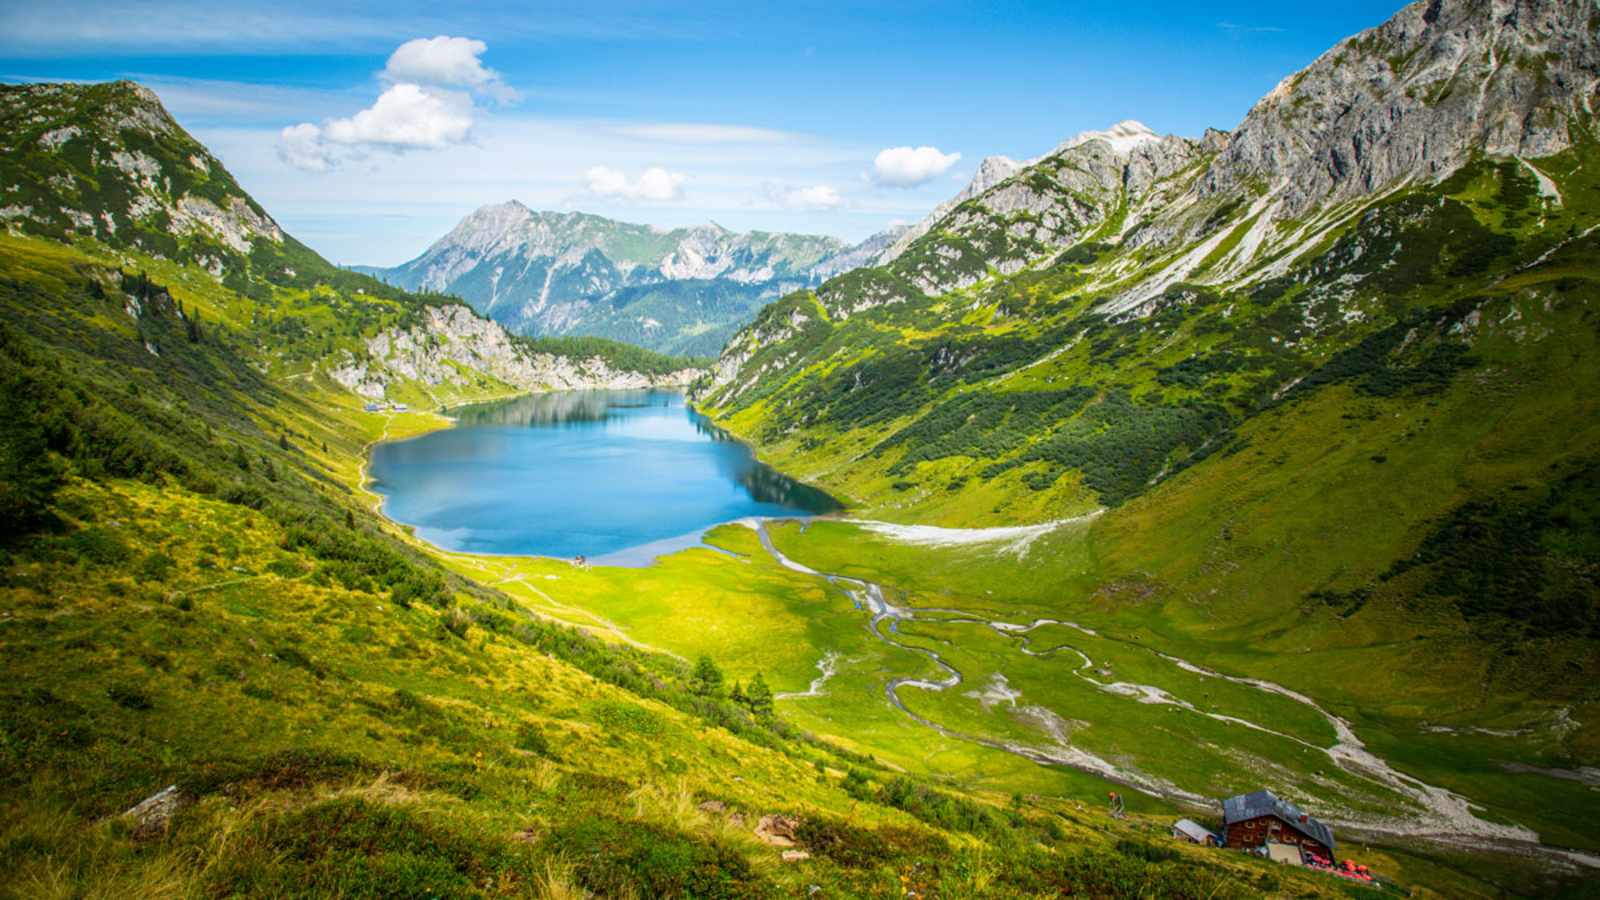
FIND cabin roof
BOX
[1222,789,1335,851]
[1172,818,1217,843]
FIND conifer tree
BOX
[729,681,746,707]
[691,654,724,696]
[746,672,774,719]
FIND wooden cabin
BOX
[1220,789,1334,858]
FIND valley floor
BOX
[357,397,1600,897]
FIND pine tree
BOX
[691,654,724,696]
[746,672,774,719]
[345,509,356,530]
[729,681,747,707]
[278,433,290,451]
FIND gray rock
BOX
[122,784,185,839]
[328,303,699,400]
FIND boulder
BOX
[755,814,799,847]
[122,784,185,840]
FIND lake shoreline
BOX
[364,388,842,566]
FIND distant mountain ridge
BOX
[362,202,894,356]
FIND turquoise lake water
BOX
[367,390,838,564]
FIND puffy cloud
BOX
[585,165,687,202]
[383,35,518,103]
[279,81,475,172]
[277,121,333,172]
[871,145,961,187]
[277,35,512,172]
[320,83,472,149]
[768,184,843,209]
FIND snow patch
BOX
[1054,120,1161,159]
[851,509,1103,558]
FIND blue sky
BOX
[3,1,1407,266]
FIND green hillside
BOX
[676,2,1600,887]
[0,82,1399,900]
[3,0,1600,893]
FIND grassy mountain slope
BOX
[674,0,1600,879]
[0,82,1398,899]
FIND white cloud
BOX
[321,83,473,148]
[278,122,333,172]
[768,184,843,209]
[871,145,961,187]
[585,165,687,202]
[383,35,518,103]
[275,36,516,172]
[280,83,474,172]
[608,123,792,144]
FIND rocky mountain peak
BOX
[369,204,869,354]
[874,154,1026,264]
[1201,0,1598,220]
[1052,119,1162,158]
[0,81,283,263]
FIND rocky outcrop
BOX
[1202,0,1597,221]
[876,154,1026,265]
[328,304,699,400]
[0,81,283,256]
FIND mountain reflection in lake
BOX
[369,390,838,563]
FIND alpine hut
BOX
[1220,789,1334,858]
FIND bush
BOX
[514,722,554,757]
[794,817,944,869]
[209,797,535,897]
[590,700,663,735]
[107,684,153,710]
[1115,839,1181,863]
[541,816,765,899]
[137,551,176,582]
[66,526,132,566]
[273,645,326,679]
[440,607,471,640]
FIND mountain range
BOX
[361,203,901,357]
[2,0,1599,896]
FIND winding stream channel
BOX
[743,519,1599,868]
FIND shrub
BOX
[1115,838,1181,863]
[515,722,555,758]
[209,797,535,897]
[590,700,664,735]
[795,816,944,869]
[440,607,471,640]
[137,551,176,582]
[541,816,765,899]
[66,526,132,565]
[273,645,326,679]
[107,684,153,710]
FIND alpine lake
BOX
[368,390,839,565]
